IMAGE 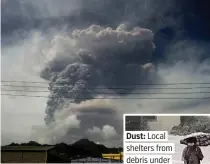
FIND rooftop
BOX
[1,146,55,152]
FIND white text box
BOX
[125,155,172,164]
[124,142,175,154]
[124,131,168,142]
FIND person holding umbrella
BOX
[181,132,210,164]
[181,137,204,164]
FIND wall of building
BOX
[1,151,47,163]
[148,116,181,131]
[126,116,181,132]
[126,116,142,131]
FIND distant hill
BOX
[170,116,210,135]
[5,139,122,158]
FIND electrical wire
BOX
[1,89,210,94]
[1,80,210,85]
[1,94,210,100]
[1,84,210,89]
[1,80,210,99]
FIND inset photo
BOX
[124,114,210,164]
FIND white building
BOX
[148,116,181,131]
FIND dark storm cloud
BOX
[1,0,178,36]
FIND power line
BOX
[1,84,210,89]
[1,85,49,88]
[1,89,210,94]
[1,80,49,84]
[1,80,210,85]
[1,94,210,99]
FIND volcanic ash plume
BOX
[40,24,156,129]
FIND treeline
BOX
[6,139,123,158]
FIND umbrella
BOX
[180,132,210,146]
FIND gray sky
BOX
[1,0,210,147]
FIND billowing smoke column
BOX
[40,24,156,132]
